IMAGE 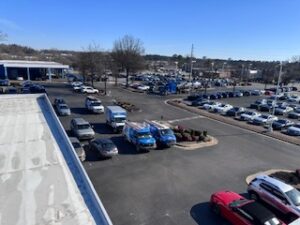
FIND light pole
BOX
[246,63,252,84]
[175,61,178,79]
[268,61,283,132]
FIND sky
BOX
[1,0,300,61]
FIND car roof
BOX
[256,175,294,192]
[240,201,274,224]
[72,117,89,125]
[69,137,80,143]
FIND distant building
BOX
[0,60,69,81]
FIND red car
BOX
[210,191,285,225]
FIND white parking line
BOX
[168,115,204,123]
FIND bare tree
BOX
[77,43,104,87]
[112,35,145,87]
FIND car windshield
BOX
[229,199,248,207]
[276,120,287,124]
[77,124,91,129]
[102,143,115,149]
[72,142,81,148]
[137,132,152,138]
[59,105,68,109]
[261,115,269,119]
[264,217,281,225]
[114,117,126,123]
[285,188,300,206]
[91,102,101,106]
[160,129,173,136]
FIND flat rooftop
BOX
[0,60,69,69]
[0,94,111,225]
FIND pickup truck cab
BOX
[123,122,156,152]
[146,120,176,148]
[85,96,104,113]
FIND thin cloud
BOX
[0,18,22,31]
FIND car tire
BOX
[211,203,221,215]
[249,191,259,201]
[136,145,140,153]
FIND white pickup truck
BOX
[85,96,104,113]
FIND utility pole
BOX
[189,44,194,94]
[268,62,283,132]
[189,44,194,83]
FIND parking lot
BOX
[46,82,300,225]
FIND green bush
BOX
[182,133,192,142]
[175,133,183,142]
[203,131,208,137]
[198,135,205,142]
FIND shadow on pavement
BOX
[91,123,115,135]
[190,202,229,225]
[71,107,90,115]
[110,136,143,155]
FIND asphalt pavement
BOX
[46,82,300,225]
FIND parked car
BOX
[224,107,245,116]
[248,175,300,220]
[57,103,71,116]
[249,114,278,126]
[70,118,95,140]
[81,86,99,94]
[209,94,218,100]
[251,90,263,96]
[73,84,84,92]
[210,103,233,114]
[242,90,251,96]
[69,137,86,161]
[210,190,285,225]
[203,102,222,110]
[227,92,235,98]
[272,119,295,130]
[287,95,300,103]
[275,106,294,115]
[89,138,118,158]
[85,96,104,113]
[147,120,176,147]
[234,91,243,97]
[54,97,66,109]
[258,100,276,112]
[286,124,300,136]
[221,92,229,98]
[71,81,83,87]
[250,99,267,109]
[288,107,300,119]
[29,84,46,93]
[240,111,261,121]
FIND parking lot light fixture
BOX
[268,61,283,132]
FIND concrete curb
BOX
[167,100,300,146]
[245,169,293,185]
[175,136,218,150]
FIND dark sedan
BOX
[89,138,118,158]
[272,119,294,130]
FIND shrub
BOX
[203,131,208,137]
[175,133,183,142]
[182,133,192,142]
[198,135,205,142]
[191,135,198,142]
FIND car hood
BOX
[161,135,176,142]
[138,137,156,144]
